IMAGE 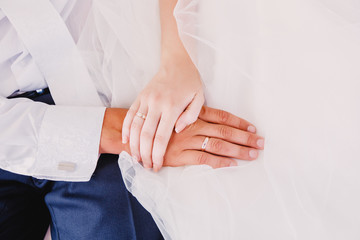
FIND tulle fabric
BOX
[77,0,360,239]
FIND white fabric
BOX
[1,0,103,106]
[0,96,105,181]
[0,0,106,181]
[1,0,359,236]
[72,0,359,239]
[0,0,75,96]
[75,0,161,107]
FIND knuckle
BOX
[238,119,244,128]
[217,110,230,124]
[246,134,253,146]
[130,121,141,131]
[150,92,163,102]
[166,98,177,108]
[219,126,233,139]
[236,147,247,159]
[214,159,223,168]
[154,135,166,147]
[199,106,207,117]
[196,153,208,165]
[209,139,223,152]
[140,131,153,141]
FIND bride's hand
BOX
[100,106,263,167]
[122,56,205,171]
[163,106,264,168]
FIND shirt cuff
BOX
[32,105,106,181]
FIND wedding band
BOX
[201,137,209,151]
[136,112,146,120]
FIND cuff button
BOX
[58,162,77,172]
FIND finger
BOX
[129,105,148,163]
[198,106,257,133]
[197,123,265,149]
[175,92,205,133]
[173,150,237,168]
[188,136,259,160]
[122,99,141,144]
[152,113,178,172]
[139,108,161,169]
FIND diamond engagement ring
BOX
[201,137,210,151]
[136,112,146,120]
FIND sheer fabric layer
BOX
[77,0,360,239]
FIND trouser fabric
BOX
[0,92,163,240]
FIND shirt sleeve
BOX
[0,96,106,182]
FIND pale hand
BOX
[122,58,205,171]
[100,106,264,169]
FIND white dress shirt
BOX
[0,0,106,181]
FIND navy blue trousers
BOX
[0,92,163,239]
[0,154,163,240]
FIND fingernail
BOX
[257,139,265,148]
[122,136,128,144]
[153,164,161,172]
[230,161,238,167]
[247,126,256,133]
[144,163,152,169]
[249,150,258,158]
[175,123,186,133]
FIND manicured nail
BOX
[230,161,238,167]
[122,136,128,144]
[247,126,256,133]
[249,150,258,158]
[153,164,161,172]
[257,139,265,148]
[175,123,186,133]
[144,163,152,169]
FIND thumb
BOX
[175,93,205,133]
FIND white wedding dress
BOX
[78,0,360,239]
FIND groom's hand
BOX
[99,106,264,169]
[162,106,265,169]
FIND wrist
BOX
[160,51,195,71]
[161,42,193,64]
[99,108,130,155]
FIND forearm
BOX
[159,0,191,63]
[123,1,204,170]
